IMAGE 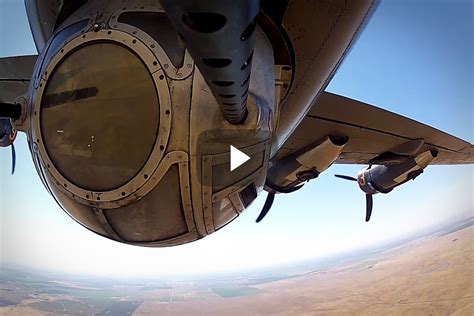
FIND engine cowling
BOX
[357,149,438,195]
[334,149,438,222]
[266,135,349,190]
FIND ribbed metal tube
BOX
[161,0,260,124]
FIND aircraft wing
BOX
[275,92,473,165]
[0,55,37,102]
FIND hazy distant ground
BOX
[1,217,473,315]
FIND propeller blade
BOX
[365,194,373,222]
[11,143,16,175]
[256,192,275,223]
[335,174,358,182]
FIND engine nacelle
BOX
[24,1,277,246]
[0,118,16,148]
[266,135,348,190]
[357,149,438,195]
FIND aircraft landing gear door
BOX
[201,141,270,233]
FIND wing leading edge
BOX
[275,92,473,165]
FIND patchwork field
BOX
[1,218,473,315]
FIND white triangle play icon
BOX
[230,145,250,171]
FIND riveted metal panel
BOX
[31,29,172,206]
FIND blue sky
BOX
[0,0,472,277]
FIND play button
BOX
[230,145,250,171]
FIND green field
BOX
[29,300,93,314]
[211,285,262,298]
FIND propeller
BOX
[256,192,275,223]
[365,193,373,222]
[334,174,357,182]
[255,183,304,223]
[11,143,16,175]
[335,174,374,222]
